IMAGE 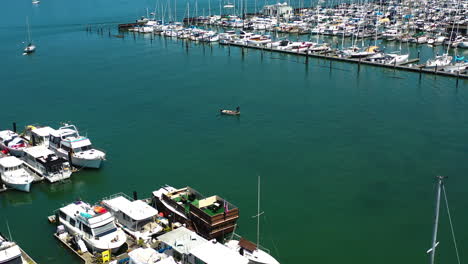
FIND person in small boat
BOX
[236,106,240,113]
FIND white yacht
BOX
[128,247,177,264]
[0,130,29,157]
[57,200,127,253]
[425,54,452,68]
[48,124,105,169]
[22,146,72,183]
[0,234,25,264]
[0,156,34,192]
[101,194,164,242]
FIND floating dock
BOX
[20,248,38,264]
[220,41,468,79]
[53,233,135,264]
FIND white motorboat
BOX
[57,200,127,253]
[102,194,164,242]
[308,43,330,52]
[23,44,36,55]
[383,53,410,65]
[32,0,40,4]
[0,130,29,157]
[22,146,72,183]
[247,35,272,46]
[425,54,452,68]
[48,124,105,169]
[128,248,177,264]
[0,234,25,264]
[0,156,34,192]
[442,56,468,73]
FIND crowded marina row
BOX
[114,0,467,74]
[0,123,106,192]
[49,180,280,264]
[120,23,467,74]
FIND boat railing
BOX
[101,192,134,202]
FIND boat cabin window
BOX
[74,145,92,152]
[92,222,117,238]
[136,218,153,231]
[69,218,76,227]
[31,134,45,145]
[50,135,61,145]
[4,165,21,171]
[59,210,67,220]
[61,145,71,152]
[82,224,92,236]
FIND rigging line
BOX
[442,185,461,264]
[263,214,280,259]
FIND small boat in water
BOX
[0,156,34,192]
[221,106,240,116]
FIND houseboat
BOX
[152,186,239,240]
[101,194,164,242]
[22,146,72,183]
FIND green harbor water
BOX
[1,0,468,263]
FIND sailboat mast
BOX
[26,16,32,44]
[257,175,261,247]
[429,176,444,264]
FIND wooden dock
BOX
[20,248,38,264]
[54,233,135,264]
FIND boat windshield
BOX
[92,222,117,238]
[73,145,92,153]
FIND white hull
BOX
[2,180,31,192]
[53,149,104,169]
[71,156,103,169]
